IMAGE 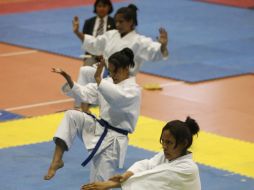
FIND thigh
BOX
[55,110,96,149]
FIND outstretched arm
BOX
[73,16,84,42]
[109,171,134,183]
[51,68,74,88]
[158,27,169,57]
[80,171,134,190]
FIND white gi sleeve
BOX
[135,35,168,61]
[82,33,107,55]
[71,82,99,105]
[122,154,201,190]
[127,152,165,174]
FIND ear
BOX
[183,139,188,148]
[178,139,188,150]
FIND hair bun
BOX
[185,116,200,135]
[128,4,138,12]
[121,48,134,61]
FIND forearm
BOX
[62,73,74,88]
[121,171,134,181]
[74,31,84,42]
[105,180,121,189]
[161,44,169,57]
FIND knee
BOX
[64,110,80,121]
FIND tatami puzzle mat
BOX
[0,110,24,121]
[1,141,254,190]
[0,0,254,82]
[0,110,254,190]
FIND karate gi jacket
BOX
[82,30,168,76]
[63,77,141,168]
[122,152,201,190]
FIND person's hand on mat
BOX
[157,27,169,57]
[94,57,105,85]
[52,68,74,88]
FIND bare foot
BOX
[44,160,64,180]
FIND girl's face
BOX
[115,13,134,35]
[96,2,110,18]
[108,62,129,84]
[161,129,186,161]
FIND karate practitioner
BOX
[73,4,169,111]
[44,48,141,182]
[81,116,201,190]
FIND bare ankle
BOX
[44,160,64,180]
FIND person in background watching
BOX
[81,0,115,66]
[75,0,115,110]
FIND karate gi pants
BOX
[54,110,119,182]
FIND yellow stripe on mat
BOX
[129,116,254,178]
[0,111,253,178]
[0,113,64,148]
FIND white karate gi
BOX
[55,77,141,182]
[122,152,201,190]
[77,29,168,86]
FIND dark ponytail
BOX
[185,116,200,135]
[115,4,138,26]
[108,48,135,70]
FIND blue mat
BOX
[0,140,254,190]
[0,110,24,121]
[0,0,254,82]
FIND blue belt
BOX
[81,113,129,167]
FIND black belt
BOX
[81,113,129,167]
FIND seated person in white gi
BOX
[73,4,169,112]
[44,48,141,182]
[81,116,201,190]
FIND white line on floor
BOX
[5,98,73,111]
[0,50,38,57]
[160,81,184,87]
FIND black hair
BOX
[93,0,113,15]
[108,48,135,70]
[160,116,200,152]
[115,4,138,26]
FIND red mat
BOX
[0,0,125,15]
[195,0,254,8]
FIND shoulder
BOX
[86,16,96,21]
[107,16,115,22]
[105,29,118,37]
[133,32,161,47]
[121,77,141,94]
[84,16,96,24]
[136,33,155,42]
[171,154,199,174]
